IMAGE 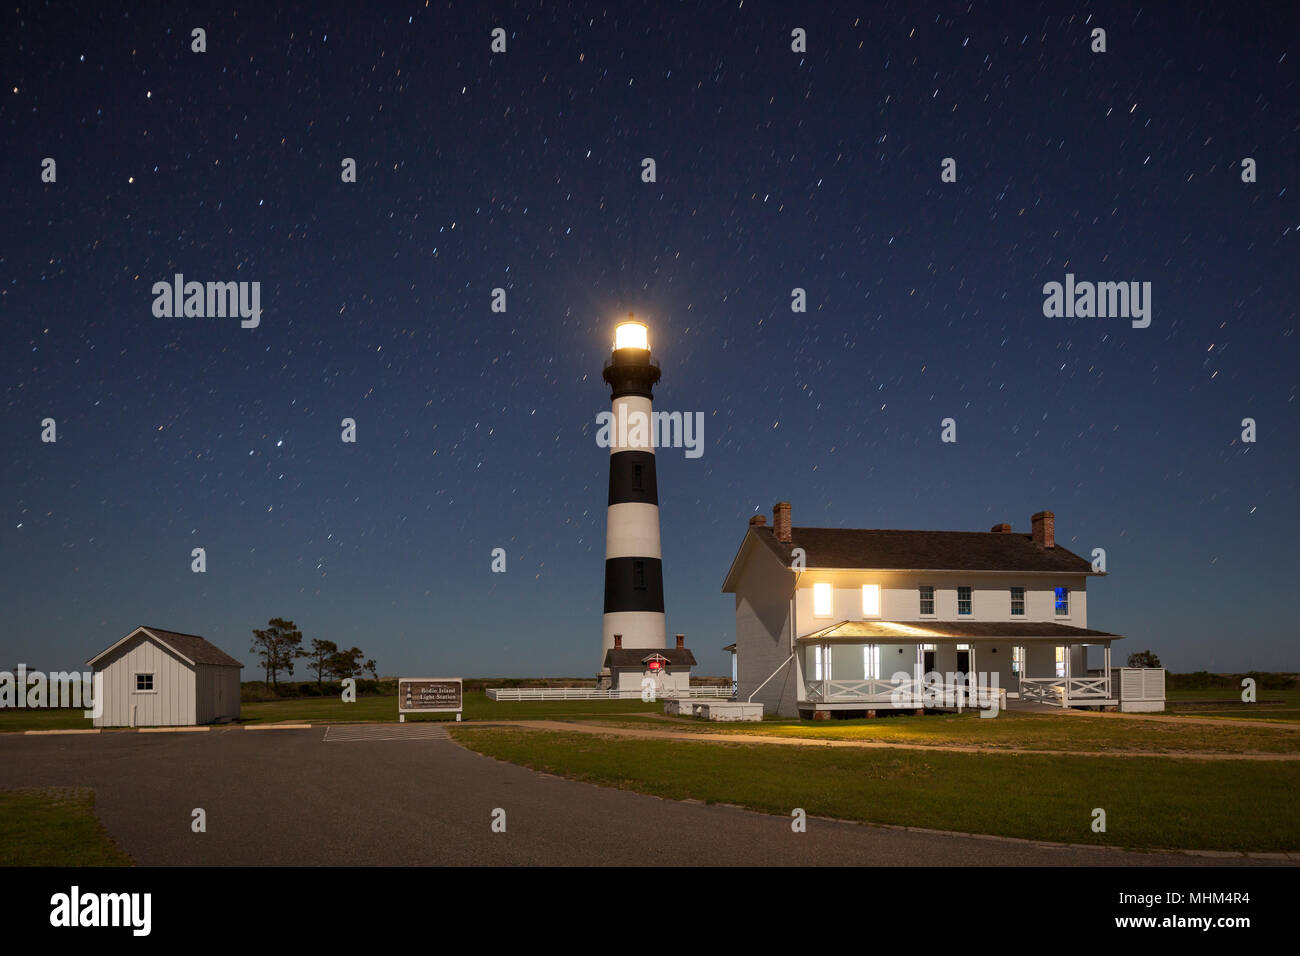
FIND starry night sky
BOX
[2,2,1296,678]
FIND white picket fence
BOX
[485,686,733,701]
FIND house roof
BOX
[723,525,1096,590]
[88,626,244,669]
[796,620,1120,643]
[603,647,697,668]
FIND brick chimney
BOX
[773,502,792,543]
[749,515,766,527]
[676,634,685,649]
[990,522,1011,533]
[1031,511,1055,549]
[613,634,622,649]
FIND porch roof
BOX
[796,620,1120,643]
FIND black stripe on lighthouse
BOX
[603,557,665,613]
[607,450,659,506]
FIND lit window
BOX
[1055,646,1066,678]
[1011,646,1024,674]
[813,582,833,617]
[135,673,154,692]
[861,584,880,617]
[864,644,881,680]
[958,586,972,616]
[1055,587,1070,616]
[919,585,934,615]
[1011,587,1025,616]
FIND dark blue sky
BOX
[2,1,1296,678]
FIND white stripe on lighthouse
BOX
[602,612,667,654]
[608,396,656,454]
[605,502,663,559]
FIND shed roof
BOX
[603,647,697,668]
[88,626,244,669]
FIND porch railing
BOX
[1019,676,1111,707]
[803,678,996,709]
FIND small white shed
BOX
[88,626,243,727]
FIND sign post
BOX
[397,678,463,722]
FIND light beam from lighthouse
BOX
[600,314,667,675]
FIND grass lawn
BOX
[559,708,1300,754]
[451,726,1300,853]
[0,788,132,866]
[1165,689,1300,723]
[0,692,662,732]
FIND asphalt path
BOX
[0,727,1286,866]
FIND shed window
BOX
[135,673,154,692]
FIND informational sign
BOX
[397,678,463,717]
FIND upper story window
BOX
[919,585,935,616]
[813,582,833,617]
[1010,587,1025,616]
[134,673,154,692]
[957,586,972,616]
[861,584,880,617]
[1054,586,1070,616]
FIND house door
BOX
[956,649,972,701]
[923,650,936,674]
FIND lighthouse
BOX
[600,316,667,676]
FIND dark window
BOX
[135,673,154,692]
[919,585,935,615]
[632,464,644,491]
[1011,587,1025,616]
[958,586,972,616]
[633,560,646,589]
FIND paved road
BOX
[0,728,1285,866]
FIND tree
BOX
[325,646,366,682]
[250,618,306,692]
[307,638,339,687]
[364,658,379,681]
[1127,649,1162,668]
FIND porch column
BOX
[1064,643,1072,706]
[915,643,924,707]
[1103,644,1111,699]
[968,645,977,707]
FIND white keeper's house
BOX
[722,504,1149,719]
[88,626,243,727]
